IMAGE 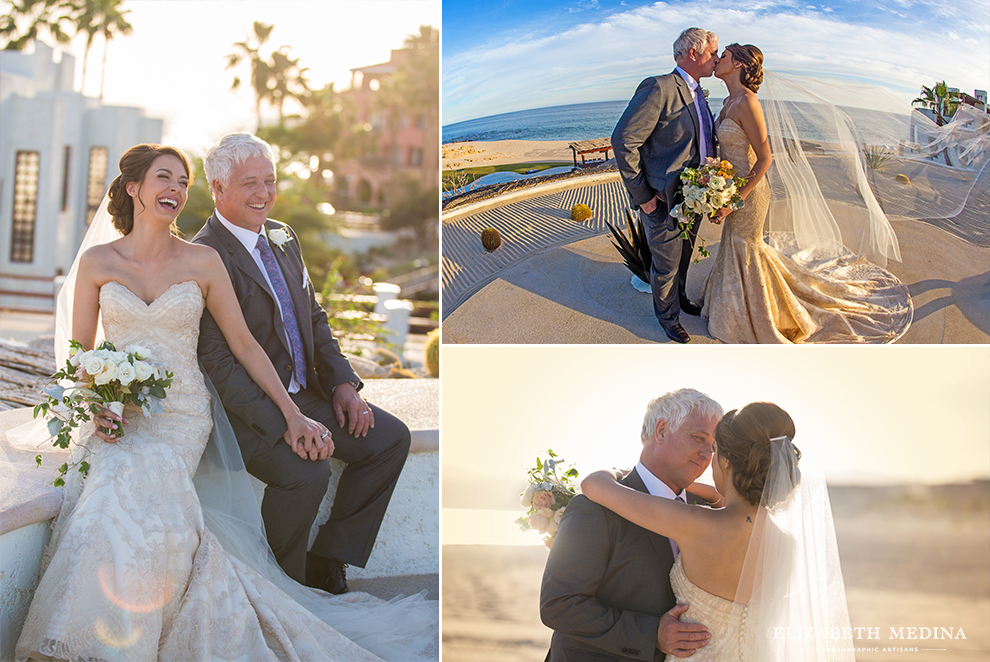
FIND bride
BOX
[14,144,436,661]
[699,43,913,343]
[581,402,853,661]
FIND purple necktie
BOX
[695,86,715,160]
[256,233,307,388]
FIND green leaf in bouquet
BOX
[565,468,579,478]
[47,418,64,437]
[35,455,42,467]
[53,477,65,487]
[148,385,167,400]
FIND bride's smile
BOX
[126,153,189,224]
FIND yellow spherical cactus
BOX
[481,227,502,252]
[570,203,593,222]
[424,328,439,378]
[895,173,911,185]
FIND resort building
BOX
[0,41,162,313]
[332,46,438,209]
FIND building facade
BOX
[0,41,162,312]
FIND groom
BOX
[612,28,719,344]
[541,388,723,661]
[193,132,411,593]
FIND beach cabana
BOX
[568,138,612,168]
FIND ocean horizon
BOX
[443,98,910,146]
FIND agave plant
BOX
[606,208,652,284]
[862,144,894,171]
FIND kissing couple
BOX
[541,388,853,661]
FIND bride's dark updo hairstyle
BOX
[106,143,192,235]
[725,43,764,93]
[714,402,800,507]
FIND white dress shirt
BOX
[214,210,302,393]
[675,66,711,162]
[635,461,686,557]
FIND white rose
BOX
[125,345,152,360]
[268,227,292,250]
[537,507,554,520]
[84,354,107,376]
[94,348,112,360]
[553,508,564,523]
[528,513,549,534]
[133,361,153,382]
[547,518,559,536]
[521,484,535,507]
[708,175,725,189]
[93,362,118,386]
[115,362,137,385]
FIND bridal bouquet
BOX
[34,339,173,485]
[670,157,747,259]
[517,450,580,549]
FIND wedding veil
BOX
[11,193,436,661]
[733,435,855,660]
[757,71,987,269]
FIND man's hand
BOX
[283,412,333,461]
[332,382,374,438]
[93,406,127,443]
[657,604,710,657]
[640,195,661,215]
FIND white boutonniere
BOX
[267,227,292,253]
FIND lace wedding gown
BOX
[15,281,428,662]
[667,556,752,661]
[699,120,913,343]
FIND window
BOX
[86,146,108,224]
[11,151,40,263]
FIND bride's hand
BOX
[283,412,333,461]
[711,207,731,224]
[94,405,128,443]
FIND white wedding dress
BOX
[667,556,751,661]
[15,280,432,662]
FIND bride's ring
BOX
[320,432,329,439]
[362,410,369,415]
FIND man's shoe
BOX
[680,299,702,316]
[306,553,350,594]
[661,322,691,344]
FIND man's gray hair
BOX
[672,27,718,61]
[641,388,723,443]
[203,132,277,194]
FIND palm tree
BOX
[1,0,75,50]
[72,0,132,99]
[912,81,960,126]
[227,21,309,130]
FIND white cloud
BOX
[442,0,990,124]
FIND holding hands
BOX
[284,410,333,461]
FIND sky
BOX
[44,0,440,155]
[442,345,990,516]
[442,0,990,125]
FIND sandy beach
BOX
[443,140,574,170]
[442,485,990,662]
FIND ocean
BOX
[442,98,911,146]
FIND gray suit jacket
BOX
[193,213,361,456]
[541,470,704,662]
[612,71,707,214]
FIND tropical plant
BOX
[424,328,439,377]
[912,81,961,126]
[226,21,310,130]
[862,144,894,171]
[606,208,652,284]
[73,0,132,99]
[1,0,75,50]
[442,169,473,196]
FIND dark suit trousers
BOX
[642,205,700,328]
[242,386,410,583]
